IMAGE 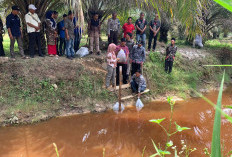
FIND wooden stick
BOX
[119,66,122,111]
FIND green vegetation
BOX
[205,39,232,50]
[211,71,224,157]
[53,143,60,157]
[2,35,19,56]
[144,51,231,98]
[147,72,232,156]
[0,58,116,124]
[148,97,195,157]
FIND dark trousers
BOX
[0,40,5,56]
[56,37,59,54]
[108,30,118,45]
[131,62,141,76]
[28,32,42,57]
[116,63,127,85]
[131,80,146,93]
[59,37,66,56]
[165,60,173,73]
[74,33,80,52]
[148,33,158,50]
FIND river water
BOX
[0,88,231,157]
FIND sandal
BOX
[49,55,54,57]
[22,56,29,59]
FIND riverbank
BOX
[0,44,231,126]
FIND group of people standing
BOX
[105,12,177,96]
[1,5,81,60]
[106,12,161,53]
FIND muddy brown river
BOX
[0,88,231,157]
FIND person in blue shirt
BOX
[73,13,81,52]
[57,14,67,56]
[6,6,26,59]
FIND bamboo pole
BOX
[119,66,122,111]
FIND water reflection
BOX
[0,90,231,157]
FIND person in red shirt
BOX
[122,17,135,38]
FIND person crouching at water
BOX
[130,69,146,98]
[45,11,58,57]
[105,43,119,91]
[165,38,177,74]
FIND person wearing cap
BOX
[6,6,27,59]
[0,17,5,56]
[64,10,75,60]
[107,12,120,45]
[165,38,177,74]
[148,14,161,52]
[57,14,67,56]
[115,38,129,85]
[130,40,146,76]
[25,4,44,58]
[130,69,146,98]
[88,13,101,55]
[45,11,58,57]
[135,12,147,48]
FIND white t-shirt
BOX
[25,12,41,33]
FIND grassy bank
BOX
[144,49,232,99]
[0,35,232,125]
[0,57,116,125]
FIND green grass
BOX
[205,39,232,51]
[144,51,229,98]
[0,59,116,119]
[2,35,19,55]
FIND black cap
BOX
[136,40,142,45]
[12,5,20,11]
[53,11,58,15]
[63,14,67,17]
[68,10,73,15]
[171,38,176,41]
[121,38,126,42]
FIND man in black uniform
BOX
[165,38,177,74]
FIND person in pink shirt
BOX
[115,38,129,85]
[105,43,118,91]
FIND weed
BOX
[148,96,196,157]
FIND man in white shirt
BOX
[25,4,44,58]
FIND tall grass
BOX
[196,71,232,157]
[211,71,224,157]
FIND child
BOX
[105,43,118,91]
